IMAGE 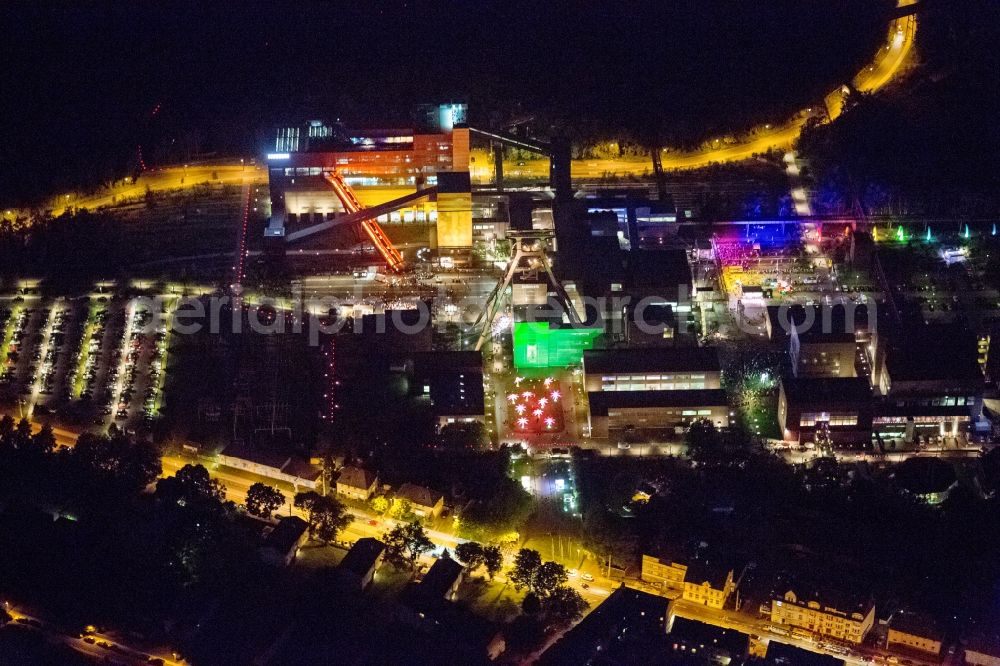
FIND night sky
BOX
[1,0,889,202]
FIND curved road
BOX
[11,4,919,218]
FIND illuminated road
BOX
[46,161,266,217]
[3,605,183,666]
[5,7,917,220]
[472,9,917,181]
[669,596,938,666]
[10,418,948,664]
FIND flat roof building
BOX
[538,586,670,666]
[778,376,873,446]
[410,351,485,427]
[872,324,986,446]
[583,347,721,393]
[588,389,730,439]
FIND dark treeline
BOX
[1,1,889,205]
[799,0,1000,217]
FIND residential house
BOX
[396,483,445,519]
[770,588,875,644]
[641,553,736,610]
[258,516,309,567]
[336,537,385,591]
[336,466,378,501]
[397,556,503,661]
[418,556,464,602]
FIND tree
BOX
[533,561,568,598]
[30,423,56,455]
[389,498,416,521]
[370,495,390,515]
[73,431,161,491]
[438,422,489,450]
[383,521,434,570]
[685,418,721,461]
[294,491,351,544]
[455,541,485,571]
[509,548,569,597]
[482,544,503,580]
[13,418,32,448]
[0,414,14,444]
[542,586,588,626]
[156,463,226,506]
[509,548,542,592]
[245,482,285,519]
[521,592,542,615]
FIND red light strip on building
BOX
[323,172,404,271]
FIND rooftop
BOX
[583,347,720,375]
[768,304,869,342]
[588,389,729,416]
[668,617,749,659]
[219,441,290,471]
[418,557,464,600]
[337,466,377,491]
[338,537,385,577]
[886,325,983,384]
[261,516,309,555]
[780,376,872,405]
[623,249,692,291]
[396,483,444,509]
[411,351,483,376]
[965,630,1000,657]
[766,642,845,665]
[889,611,944,641]
[775,586,873,619]
[538,585,669,666]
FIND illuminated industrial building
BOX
[583,347,730,438]
[265,103,473,251]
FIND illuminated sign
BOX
[267,153,290,160]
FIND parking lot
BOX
[0,286,173,435]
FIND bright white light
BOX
[267,153,290,160]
